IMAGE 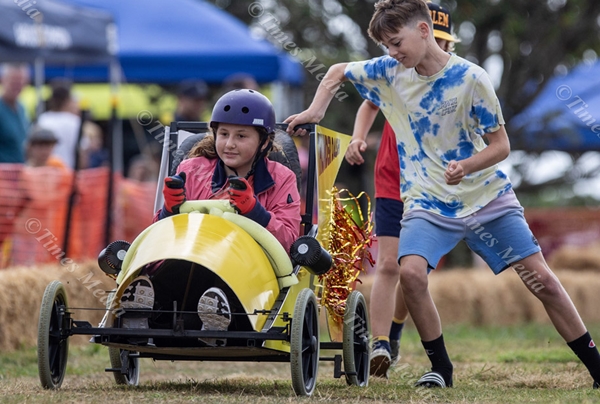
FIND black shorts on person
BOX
[374,197,404,238]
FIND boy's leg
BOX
[514,252,600,386]
[399,255,441,341]
[398,215,461,387]
[389,281,409,364]
[369,235,401,377]
[466,198,600,388]
[401,254,453,387]
[393,281,409,323]
[514,252,585,340]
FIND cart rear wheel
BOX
[38,280,69,389]
[343,290,370,387]
[290,288,319,396]
[109,347,140,386]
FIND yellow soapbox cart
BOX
[37,123,370,396]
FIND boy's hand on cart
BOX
[444,161,465,185]
[345,139,367,165]
[163,172,187,214]
[284,111,322,136]
[228,177,257,214]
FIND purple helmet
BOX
[210,89,276,134]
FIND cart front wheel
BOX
[38,280,69,389]
[109,347,140,386]
[290,288,319,396]
[343,290,370,387]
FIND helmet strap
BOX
[245,137,272,179]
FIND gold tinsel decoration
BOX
[319,187,375,325]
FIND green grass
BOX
[2,323,600,403]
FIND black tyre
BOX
[290,288,319,396]
[38,281,69,389]
[343,290,370,387]
[109,347,140,386]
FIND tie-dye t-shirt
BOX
[344,53,512,218]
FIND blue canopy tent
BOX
[0,0,116,115]
[509,61,600,152]
[45,0,304,86]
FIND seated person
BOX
[121,90,301,343]
[25,126,66,168]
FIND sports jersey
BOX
[345,53,511,218]
[374,121,401,200]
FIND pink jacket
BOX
[155,156,301,253]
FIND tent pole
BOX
[109,59,123,174]
[34,59,45,120]
[104,58,122,245]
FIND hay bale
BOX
[548,243,600,272]
[0,260,115,351]
[356,268,600,328]
[557,270,600,323]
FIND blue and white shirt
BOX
[345,53,512,218]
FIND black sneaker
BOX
[594,380,599,389]
[370,340,391,378]
[415,371,452,388]
[197,287,231,346]
[390,339,400,366]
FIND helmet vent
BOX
[241,107,249,114]
[224,105,231,111]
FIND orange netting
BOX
[2,163,599,269]
[0,164,156,269]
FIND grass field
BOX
[2,323,600,403]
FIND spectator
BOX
[174,79,208,121]
[24,126,66,168]
[222,73,259,93]
[37,80,81,169]
[0,63,30,163]
[127,154,159,182]
[79,121,109,169]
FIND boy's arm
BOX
[444,125,510,185]
[345,100,379,166]
[284,63,348,135]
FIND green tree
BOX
[208,0,600,135]
[207,0,600,204]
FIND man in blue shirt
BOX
[0,63,30,163]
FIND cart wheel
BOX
[343,290,370,387]
[37,280,69,389]
[109,347,140,386]
[290,288,319,396]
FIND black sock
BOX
[567,331,600,385]
[422,334,453,386]
[389,318,405,341]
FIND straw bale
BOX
[356,267,600,328]
[0,260,114,351]
[548,243,600,272]
[3,263,600,352]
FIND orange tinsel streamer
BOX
[319,187,375,325]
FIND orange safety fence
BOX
[0,164,157,269]
[2,163,600,269]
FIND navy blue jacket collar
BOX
[211,157,275,195]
